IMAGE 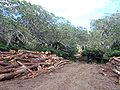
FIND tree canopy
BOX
[0,0,120,61]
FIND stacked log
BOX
[109,57,120,84]
[0,50,70,81]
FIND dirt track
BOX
[0,63,120,90]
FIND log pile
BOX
[0,50,70,81]
[109,57,120,84]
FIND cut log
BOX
[2,65,15,69]
[112,57,120,62]
[9,50,16,54]
[0,73,15,81]
[54,60,70,67]
[0,68,15,74]
[119,76,120,85]
[2,53,23,61]
[115,65,120,71]
[113,69,120,75]
[16,61,34,75]
[0,66,28,81]
[0,61,10,66]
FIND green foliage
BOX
[109,40,120,57]
[81,48,104,63]
[110,50,120,57]
[0,43,9,51]
[89,12,120,63]
[90,13,120,51]
[111,40,120,51]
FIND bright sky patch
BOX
[24,0,120,28]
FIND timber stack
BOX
[109,57,120,84]
[0,50,70,81]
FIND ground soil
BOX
[0,63,120,90]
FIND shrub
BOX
[111,40,120,51]
[110,50,120,57]
[0,43,9,51]
[81,48,104,63]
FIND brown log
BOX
[0,52,13,54]
[0,61,10,66]
[119,76,120,85]
[0,66,28,81]
[111,57,120,62]
[113,69,120,75]
[2,53,23,61]
[54,60,70,67]
[2,65,15,69]
[2,63,20,69]
[0,68,15,74]
[0,64,38,74]
[0,73,15,81]
[17,61,34,75]
[15,58,48,63]
[27,53,39,58]
[21,63,33,66]
[18,49,37,53]
[28,64,38,70]
[9,50,17,54]
[117,57,120,59]
[14,66,29,78]
[31,58,49,62]
[15,59,31,63]
[1,62,46,74]
[115,65,120,71]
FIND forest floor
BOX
[0,63,120,90]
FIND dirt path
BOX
[0,63,120,90]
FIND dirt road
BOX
[0,63,120,90]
